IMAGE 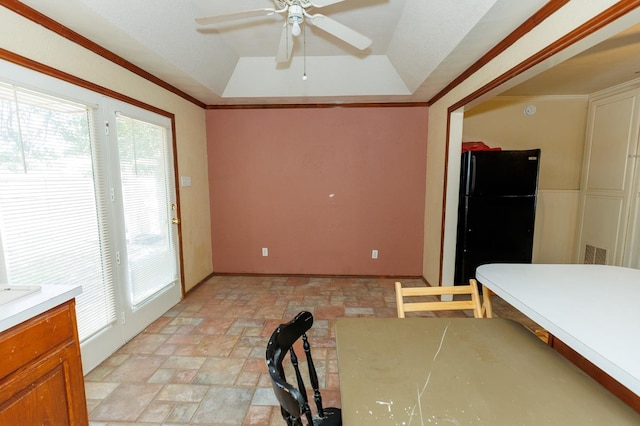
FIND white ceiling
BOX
[16,1,640,105]
[19,0,551,105]
[503,22,640,97]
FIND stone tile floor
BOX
[85,275,538,425]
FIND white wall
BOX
[533,190,580,263]
[463,96,588,190]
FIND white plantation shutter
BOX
[0,82,116,340]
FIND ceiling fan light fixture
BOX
[288,4,304,37]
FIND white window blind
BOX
[116,114,177,306]
[0,82,116,341]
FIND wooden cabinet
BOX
[0,299,88,425]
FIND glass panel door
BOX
[109,103,181,340]
[117,114,178,306]
[0,61,182,373]
[0,81,124,372]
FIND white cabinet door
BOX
[576,89,640,265]
[626,193,640,268]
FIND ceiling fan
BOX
[195,0,372,63]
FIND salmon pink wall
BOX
[206,107,428,275]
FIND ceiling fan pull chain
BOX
[303,23,307,80]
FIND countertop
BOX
[0,284,83,333]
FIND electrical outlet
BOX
[372,249,378,259]
[262,247,268,257]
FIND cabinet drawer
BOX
[0,302,75,379]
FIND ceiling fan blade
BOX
[310,0,346,7]
[195,8,275,25]
[308,14,372,50]
[276,24,294,63]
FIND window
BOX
[0,82,116,340]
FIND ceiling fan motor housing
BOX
[276,0,314,8]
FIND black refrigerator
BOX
[454,148,541,285]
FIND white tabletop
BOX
[0,284,82,333]
[476,263,640,396]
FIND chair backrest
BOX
[395,279,483,318]
[265,311,341,426]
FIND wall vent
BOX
[595,247,607,264]
[583,244,607,265]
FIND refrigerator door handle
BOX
[470,155,477,194]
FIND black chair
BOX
[265,311,342,426]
